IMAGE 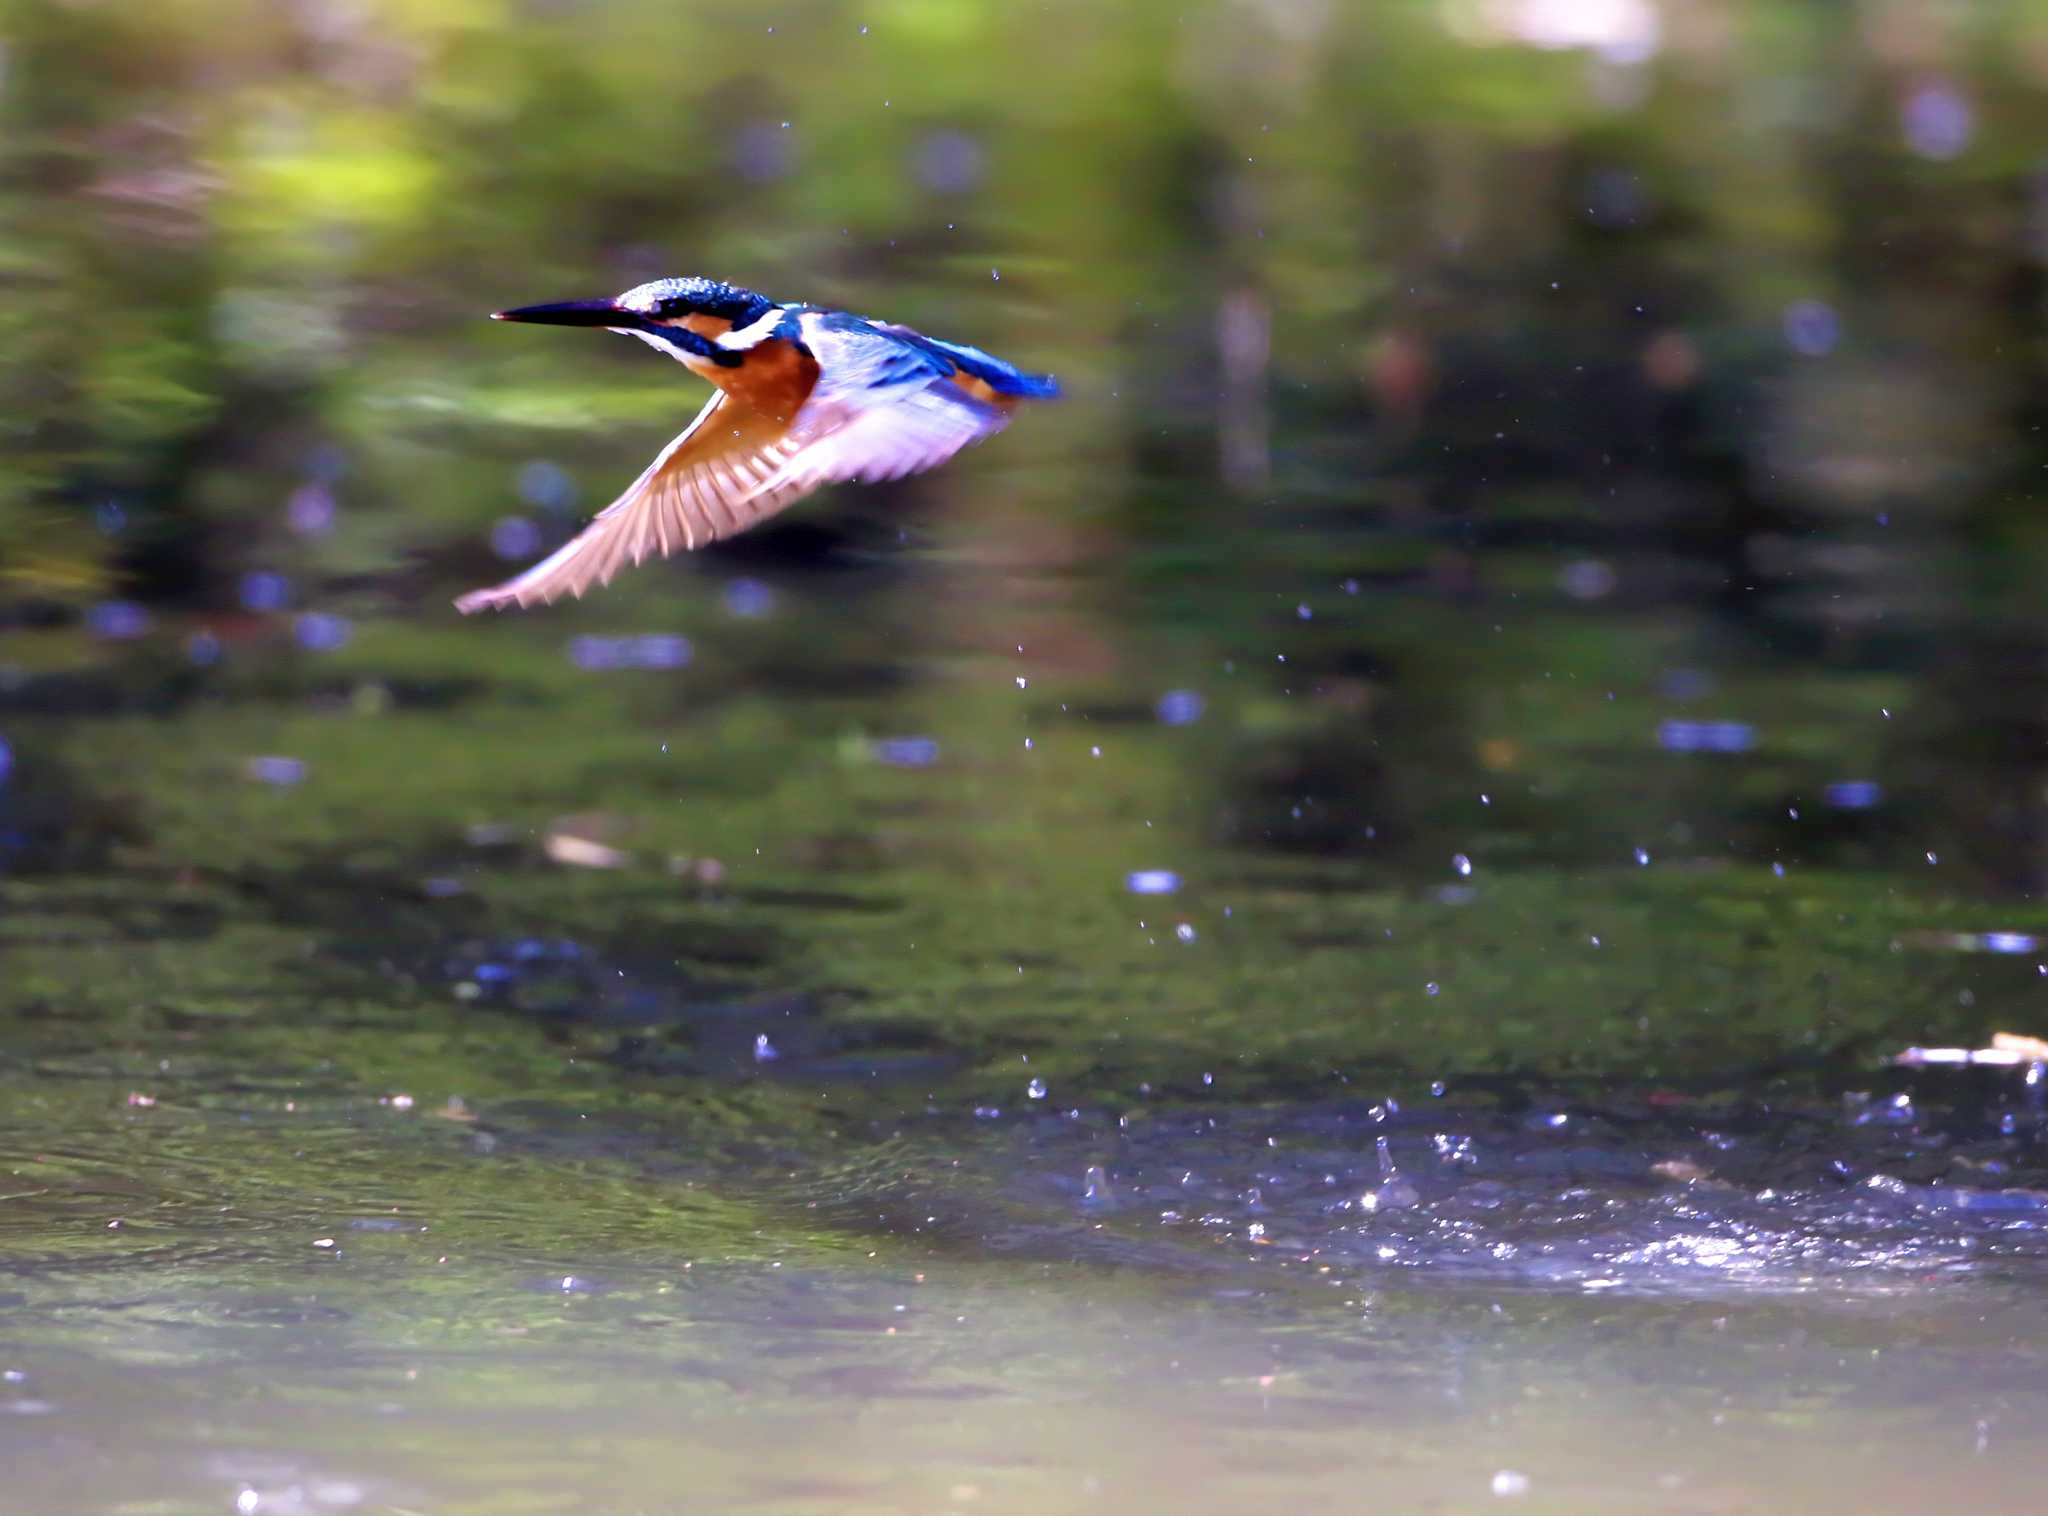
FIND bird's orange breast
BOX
[706,338,820,426]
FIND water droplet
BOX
[1175,922,1197,943]
[1026,1078,1047,1100]
[1451,854,1473,877]
[1633,847,1650,866]
[1425,981,1440,997]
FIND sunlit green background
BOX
[9,2,2048,1512]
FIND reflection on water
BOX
[9,0,2048,1508]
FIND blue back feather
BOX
[885,329,1060,398]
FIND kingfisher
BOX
[455,275,1060,612]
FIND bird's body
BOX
[455,276,1058,612]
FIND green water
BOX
[9,0,2048,1510]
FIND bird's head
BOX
[492,275,773,333]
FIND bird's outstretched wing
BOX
[454,388,813,612]
[457,312,1013,613]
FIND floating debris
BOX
[1896,1031,2048,1068]
[543,816,631,869]
[545,833,629,869]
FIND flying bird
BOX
[455,275,1060,612]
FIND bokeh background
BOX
[11,0,2048,1077]
[12,3,2048,1511]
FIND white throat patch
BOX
[717,308,786,352]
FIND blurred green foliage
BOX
[3,0,2045,601]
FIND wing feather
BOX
[454,390,809,613]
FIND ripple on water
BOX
[926,1090,2048,1298]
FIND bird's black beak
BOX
[490,299,630,327]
